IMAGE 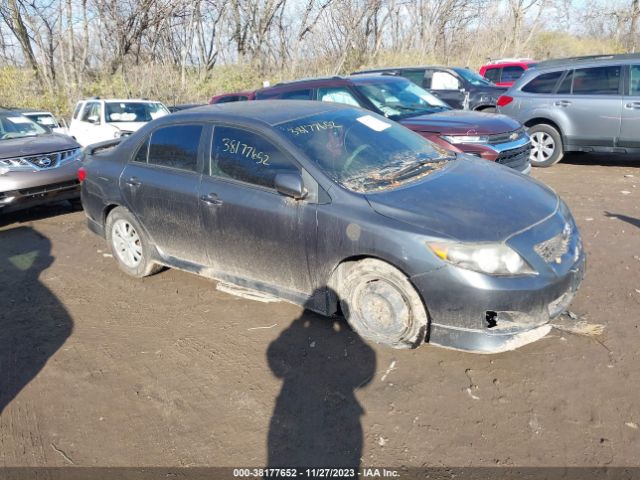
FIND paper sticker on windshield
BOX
[8,116,32,124]
[356,115,391,132]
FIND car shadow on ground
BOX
[266,298,376,474]
[0,226,73,415]
[562,152,640,167]
[604,211,640,230]
[0,200,81,229]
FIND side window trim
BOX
[208,123,302,194]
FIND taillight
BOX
[77,167,87,182]
[497,95,513,107]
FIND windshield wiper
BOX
[388,156,450,181]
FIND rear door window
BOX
[317,87,361,107]
[211,126,298,189]
[147,124,203,172]
[401,70,427,87]
[501,66,525,83]
[571,66,621,95]
[279,89,313,100]
[522,71,564,93]
[629,65,640,95]
[483,67,501,83]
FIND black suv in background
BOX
[353,66,506,112]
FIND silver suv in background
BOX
[497,54,640,167]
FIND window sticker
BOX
[356,115,391,132]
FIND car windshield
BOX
[105,102,169,123]
[354,79,450,120]
[24,113,59,129]
[0,113,47,140]
[455,68,494,86]
[276,108,454,193]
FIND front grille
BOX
[24,152,60,169]
[487,128,526,145]
[534,224,572,263]
[18,180,80,197]
[496,143,531,168]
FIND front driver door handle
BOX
[125,177,142,188]
[554,100,572,107]
[200,193,223,206]
[624,102,640,109]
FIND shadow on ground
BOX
[0,200,81,228]
[562,152,640,168]
[0,226,73,415]
[267,303,376,473]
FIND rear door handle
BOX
[554,100,572,107]
[199,193,223,206]
[624,102,640,109]
[125,177,142,188]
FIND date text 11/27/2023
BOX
[232,468,400,478]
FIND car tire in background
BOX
[528,123,564,167]
[106,207,162,278]
[338,258,428,349]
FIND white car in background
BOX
[69,98,170,146]
[18,110,70,136]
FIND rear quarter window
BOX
[521,71,564,94]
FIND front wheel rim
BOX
[352,277,412,339]
[530,131,556,163]
[112,219,143,268]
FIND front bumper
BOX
[0,159,82,213]
[411,251,586,354]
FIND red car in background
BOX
[479,59,537,87]
[209,91,255,104]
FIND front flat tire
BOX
[338,259,429,349]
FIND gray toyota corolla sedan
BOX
[1,109,82,213]
[80,101,585,353]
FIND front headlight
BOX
[427,241,536,276]
[441,134,490,144]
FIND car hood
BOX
[107,122,147,133]
[399,110,521,135]
[0,133,80,159]
[365,158,559,242]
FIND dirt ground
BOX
[1,154,639,473]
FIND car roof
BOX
[533,53,640,70]
[168,100,351,126]
[481,61,537,69]
[14,109,53,115]
[78,98,163,103]
[257,74,410,94]
[354,65,457,73]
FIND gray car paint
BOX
[499,58,640,153]
[81,100,585,353]
[0,129,82,212]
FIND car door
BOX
[120,123,208,265]
[619,63,640,149]
[72,102,97,145]
[558,65,623,148]
[198,124,316,295]
[423,69,465,108]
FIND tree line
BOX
[0,0,638,112]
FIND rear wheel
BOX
[338,259,429,349]
[105,207,162,278]
[528,124,563,167]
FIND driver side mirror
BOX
[275,173,307,200]
[87,115,100,125]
